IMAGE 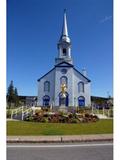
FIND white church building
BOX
[37,10,91,108]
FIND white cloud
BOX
[100,16,112,23]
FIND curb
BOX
[7,139,113,143]
[7,134,113,143]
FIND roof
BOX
[37,67,55,82]
[37,61,91,82]
[91,96,113,101]
[73,67,91,82]
[55,61,74,67]
[38,62,73,81]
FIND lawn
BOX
[7,119,113,136]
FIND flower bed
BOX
[24,111,99,123]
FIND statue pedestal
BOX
[59,105,68,113]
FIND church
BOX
[37,10,91,108]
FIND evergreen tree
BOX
[7,81,15,108]
[14,87,18,96]
[14,87,19,107]
[7,81,19,108]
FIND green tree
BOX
[7,81,15,108]
[7,81,19,108]
[14,87,18,96]
[14,87,19,107]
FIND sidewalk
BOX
[7,134,113,143]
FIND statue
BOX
[61,83,67,98]
[59,83,68,113]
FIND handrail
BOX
[11,106,34,120]
[12,107,22,114]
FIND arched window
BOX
[78,82,84,93]
[44,81,50,92]
[60,76,68,87]
[63,48,67,56]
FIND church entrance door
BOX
[43,95,50,106]
[59,92,69,106]
[78,96,85,107]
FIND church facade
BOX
[37,11,91,107]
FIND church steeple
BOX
[55,10,73,65]
[60,9,70,42]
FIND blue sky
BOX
[7,0,113,97]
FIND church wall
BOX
[37,67,91,107]
[73,69,91,107]
[37,69,55,106]
[54,67,74,106]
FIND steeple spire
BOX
[62,9,68,37]
[60,9,70,43]
[55,10,73,65]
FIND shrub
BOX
[71,118,78,123]
[25,115,34,121]
[109,109,113,117]
[50,116,59,123]
[41,117,49,123]
[68,113,73,118]
[43,113,49,117]
[7,109,11,118]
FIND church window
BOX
[61,69,67,74]
[44,81,50,92]
[60,76,68,87]
[78,82,84,93]
[63,48,67,56]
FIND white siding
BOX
[37,69,55,106]
[73,69,91,106]
[54,67,74,106]
[37,65,91,107]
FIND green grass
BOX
[7,119,113,136]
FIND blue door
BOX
[43,95,50,106]
[78,96,85,107]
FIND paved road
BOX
[7,142,113,160]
